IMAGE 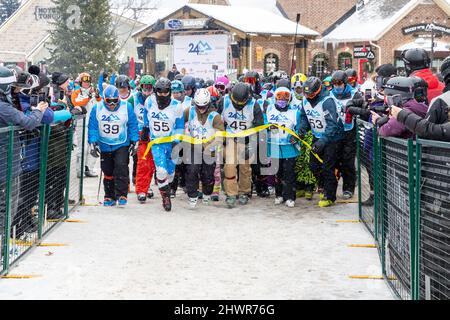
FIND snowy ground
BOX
[0,169,394,300]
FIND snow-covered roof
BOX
[323,0,419,42]
[134,3,319,37]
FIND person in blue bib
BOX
[265,87,301,208]
[142,78,185,212]
[300,77,344,208]
[330,70,363,200]
[88,85,139,207]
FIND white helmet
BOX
[193,88,211,108]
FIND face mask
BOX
[334,87,345,95]
[156,94,171,109]
[276,100,288,109]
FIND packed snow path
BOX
[0,174,394,299]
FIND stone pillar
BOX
[239,37,250,75]
[295,39,308,74]
[143,38,156,75]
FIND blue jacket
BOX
[300,89,344,144]
[88,100,139,152]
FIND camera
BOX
[30,87,50,107]
[386,94,403,109]
[364,89,372,102]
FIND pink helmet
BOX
[214,76,230,94]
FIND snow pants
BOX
[101,146,130,200]
[135,140,155,194]
[152,143,176,189]
[337,128,357,194]
[274,157,297,202]
[185,162,216,199]
[310,139,340,202]
[223,140,252,197]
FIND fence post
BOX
[79,117,86,204]
[64,124,74,219]
[373,126,379,242]
[407,138,417,300]
[2,126,14,273]
[413,139,422,300]
[37,125,51,240]
[356,122,362,220]
[377,135,386,276]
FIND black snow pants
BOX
[185,162,216,199]
[101,146,130,200]
[337,128,357,194]
[274,157,297,202]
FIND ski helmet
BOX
[383,77,415,102]
[103,85,120,110]
[345,69,358,86]
[182,75,196,94]
[401,48,431,76]
[195,77,205,90]
[10,66,36,90]
[115,75,130,89]
[78,72,91,84]
[215,76,230,95]
[193,88,211,111]
[331,70,348,86]
[323,76,332,89]
[154,77,172,109]
[303,77,322,100]
[205,79,215,87]
[0,66,16,103]
[171,80,185,93]
[291,73,307,89]
[230,83,251,111]
[174,74,184,81]
[440,55,450,82]
[274,87,292,111]
[244,71,261,94]
[140,75,156,96]
[276,79,291,90]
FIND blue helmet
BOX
[103,85,120,109]
[171,80,184,93]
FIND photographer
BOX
[390,57,450,142]
[0,66,47,241]
[372,77,427,139]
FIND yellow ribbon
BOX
[142,124,323,164]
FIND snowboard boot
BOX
[137,193,147,203]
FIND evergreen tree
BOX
[47,0,118,78]
[0,0,20,25]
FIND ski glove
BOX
[141,127,150,142]
[129,142,137,157]
[90,143,101,158]
[290,135,300,145]
[312,140,325,154]
[298,127,308,140]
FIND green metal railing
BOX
[357,119,449,300]
[0,116,86,275]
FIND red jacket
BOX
[412,69,445,101]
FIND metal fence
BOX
[357,119,450,300]
[1,116,86,275]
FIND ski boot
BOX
[342,191,354,200]
[104,198,116,207]
[188,197,198,209]
[319,199,335,208]
[160,187,172,212]
[211,193,220,202]
[147,188,154,199]
[202,195,211,205]
[274,197,284,205]
[296,190,305,198]
[226,196,237,209]
[118,197,128,207]
[239,194,249,205]
[137,193,147,203]
[285,200,295,208]
[305,191,314,201]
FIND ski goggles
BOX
[347,77,358,85]
[304,86,322,99]
[105,98,119,106]
[80,75,91,83]
[230,94,248,107]
[323,80,332,87]
[141,84,153,91]
[156,88,170,96]
[244,77,257,85]
[331,79,345,86]
[275,91,291,101]
[215,83,226,92]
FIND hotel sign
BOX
[34,6,60,20]
[402,23,450,36]
[165,19,208,30]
